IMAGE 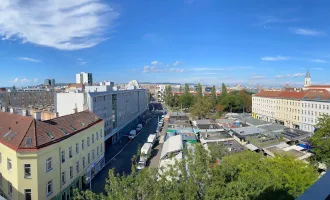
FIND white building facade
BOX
[300,100,330,132]
[252,94,278,123]
[76,72,93,85]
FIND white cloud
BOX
[151,61,161,65]
[143,65,183,73]
[261,56,289,61]
[20,78,30,83]
[0,0,119,50]
[310,59,328,63]
[169,68,184,73]
[311,67,323,70]
[292,73,305,77]
[8,78,19,83]
[250,76,265,80]
[33,78,38,83]
[77,58,87,65]
[190,66,252,71]
[173,61,180,66]
[143,65,159,73]
[275,73,305,78]
[290,28,325,36]
[16,57,41,63]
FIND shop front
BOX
[85,153,105,187]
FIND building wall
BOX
[0,91,55,108]
[252,96,276,122]
[275,99,301,128]
[56,93,86,117]
[300,100,330,132]
[0,121,104,200]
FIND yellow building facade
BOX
[0,111,105,200]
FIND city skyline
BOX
[1,0,330,86]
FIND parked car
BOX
[136,124,143,132]
[128,130,137,140]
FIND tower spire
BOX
[306,68,311,78]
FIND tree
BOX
[211,85,217,110]
[164,85,173,107]
[221,83,227,95]
[184,83,190,95]
[190,97,212,119]
[196,83,203,99]
[180,93,195,109]
[311,114,330,166]
[75,145,318,200]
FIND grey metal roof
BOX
[232,126,266,136]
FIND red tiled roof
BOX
[254,90,281,98]
[303,90,330,100]
[278,91,307,99]
[305,85,330,88]
[68,83,84,88]
[0,111,102,151]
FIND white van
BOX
[147,134,157,147]
[137,143,153,170]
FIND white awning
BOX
[245,143,259,151]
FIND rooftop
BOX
[196,123,222,130]
[282,128,312,141]
[0,111,102,151]
[232,126,266,137]
[200,130,232,141]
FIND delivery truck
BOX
[137,143,153,169]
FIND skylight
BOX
[8,132,17,141]
[25,137,32,146]
[46,132,54,139]
[3,130,11,138]
[70,125,77,131]
[80,122,86,126]
[60,128,68,135]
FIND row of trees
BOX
[163,83,253,118]
[75,144,318,200]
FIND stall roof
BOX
[246,143,259,151]
[160,134,183,160]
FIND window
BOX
[88,153,90,164]
[82,140,85,150]
[8,181,12,196]
[101,144,103,153]
[100,129,103,138]
[7,158,12,170]
[70,166,73,179]
[96,132,99,140]
[24,164,31,178]
[69,147,73,158]
[61,150,65,163]
[82,157,85,168]
[25,189,32,200]
[76,143,79,154]
[92,150,95,160]
[97,146,99,156]
[0,173,2,188]
[0,152,2,163]
[61,171,66,185]
[92,134,94,143]
[46,157,52,172]
[87,137,90,147]
[76,161,79,173]
[70,186,73,199]
[46,180,53,196]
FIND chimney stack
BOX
[34,111,42,121]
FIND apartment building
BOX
[0,111,105,200]
[0,90,55,108]
[56,86,148,144]
[76,72,93,85]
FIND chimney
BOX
[34,111,42,121]
[10,107,14,114]
[22,109,27,116]
[2,107,6,112]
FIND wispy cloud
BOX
[170,68,184,73]
[77,58,87,65]
[261,56,289,61]
[33,78,38,83]
[143,65,184,73]
[275,73,305,79]
[290,28,326,36]
[151,61,160,65]
[249,76,265,80]
[0,0,119,50]
[190,66,252,71]
[8,77,31,83]
[173,61,180,66]
[16,57,41,63]
[311,67,323,70]
[256,16,300,26]
[310,59,328,63]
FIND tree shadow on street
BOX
[254,187,294,200]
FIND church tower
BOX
[304,68,311,87]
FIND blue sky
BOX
[1,0,330,87]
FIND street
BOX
[91,115,159,194]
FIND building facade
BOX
[56,87,148,144]
[252,70,330,132]
[76,72,93,85]
[0,111,105,200]
[0,90,55,109]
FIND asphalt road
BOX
[91,115,159,194]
